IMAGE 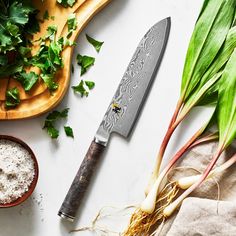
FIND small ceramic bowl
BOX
[0,135,39,208]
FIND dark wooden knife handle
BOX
[58,140,105,221]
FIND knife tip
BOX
[166,16,171,23]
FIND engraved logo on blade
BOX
[112,103,121,114]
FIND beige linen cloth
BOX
[158,141,236,236]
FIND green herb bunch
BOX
[0,0,39,76]
[0,1,77,108]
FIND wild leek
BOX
[124,1,236,235]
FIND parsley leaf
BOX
[85,81,95,90]
[72,80,88,97]
[43,108,69,139]
[57,0,76,8]
[43,10,49,20]
[41,74,58,91]
[64,126,74,138]
[76,54,95,75]
[67,13,77,38]
[32,37,64,90]
[8,2,35,25]
[46,126,59,139]
[19,46,31,57]
[45,25,57,41]
[72,80,95,96]
[0,1,37,53]
[86,34,104,52]
[16,71,39,91]
[0,0,39,86]
[0,55,8,66]
[0,63,23,77]
[46,108,69,121]
[5,87,20,109]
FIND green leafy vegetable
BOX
[5,87,20,109]
[76,54,95,75]
[195,26,236,105]
[86,34,104,52]
[64,126,74,138]
[67,13,77,38]
[41,74,58,91]
[0,55,8,66]
[0,1,38,53]
[85,80,95,90]
[72,80,88,96]
[19,46,31,57]
[217,49,236,148]
[72,80,95,96]
[133,1,236,232]
[32,37,64,91]
[57,0,76,8]
[45,25,57,41]
[43,10,49,20]
[0,63,23,77]
[16,71,39,91]
[181,0,235,100]
[0,0,40,84]
[0,0,77,111]
[43,108,69,139]
[45,126,59,139]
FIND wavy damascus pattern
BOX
[96,18,171,143]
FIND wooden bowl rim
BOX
[0,135,39,208]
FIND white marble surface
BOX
[0,0,213,235]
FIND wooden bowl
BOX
[0,135,39,208]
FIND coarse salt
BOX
[0,139,35,204]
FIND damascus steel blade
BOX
[95,17,171,145]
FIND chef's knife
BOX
[58,17,171,222]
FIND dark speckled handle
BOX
[58,140,105,221]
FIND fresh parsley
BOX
[45,25,57,41]
[41,74,59,91]
[16,71,39,91]
[64,126,74,138]
[0,1,37,54]
[43,108,69,139]
[76,54,95,75]
[43,10,49,20]
[5,87,20,109]
[72,80,88,97]
[57,0,76,8]
[46,126,59,139]
[67,13,77,38]
[31,36,64,91]
[0,55,8,66]
[85,81,95,90]
[72,80,95,97]
[86,34,104,52]
[0,0,39,83]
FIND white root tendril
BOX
[70,205,136,235]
